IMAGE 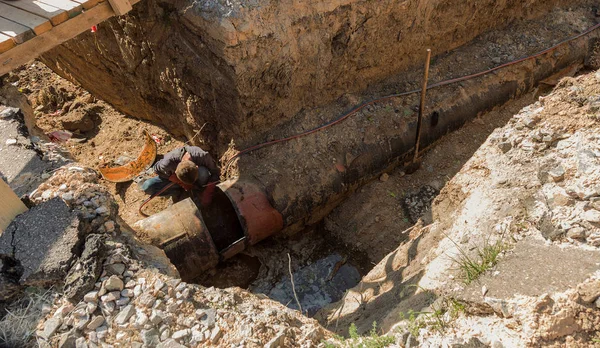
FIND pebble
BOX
[86,302,97,314]
[150,310,164,325]
[96,326,108,340]
[106,263,125,276]
[125,280,136,288]
[583,210,600,223]
[104,220,116,233]
[87,316,105,330]
[157,339,187,348]
[105,275,124,291]
[101,291,121,302]
[75,337,88,348]
[172,329,190,340]
[139,293,156,307]
[121,289,134,297]
[115,305,136,325]
[265,330,286,348]
[154,279,166,291]
[116,297,131,306]
[0,107,19,118]
[5,138,17,145]
[379,173,389,182]
[567,227,586,240]
[40,317,62,339]
[134,311,149,328]
[210,326,223,344]
[95,206,109,215]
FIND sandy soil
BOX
[8,63,185,225]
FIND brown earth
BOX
[8,63,185,226]
[39,0,595,154]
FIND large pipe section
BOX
[134,31,600,280]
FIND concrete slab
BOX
[458,238,600,303]
[0,198,82,285]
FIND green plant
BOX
[398,298,466,337]
[448,236,506,284]
[325,322,395,348]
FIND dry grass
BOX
[0,288,54,348]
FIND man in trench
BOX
[141,145,220,204]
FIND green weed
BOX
[324,322,395,348]
[448,236,507,284]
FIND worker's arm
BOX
[186,146,221,183]
[152,148,184,179]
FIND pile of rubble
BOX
[17,167,327,347]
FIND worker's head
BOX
[175,160,198,185]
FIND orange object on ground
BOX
[99,131,157,183]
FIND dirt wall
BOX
[40,0,591,153]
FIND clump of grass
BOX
[0,288,54,348]
[324,322,395,348]
[448,236,507,284]
[398,297,465,338]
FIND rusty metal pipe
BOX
[133,180,283,281]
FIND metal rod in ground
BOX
[414,48,432,162]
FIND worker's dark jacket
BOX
[152,146,220,183]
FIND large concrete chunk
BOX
[0,198,83,285]
[40,0,586,152]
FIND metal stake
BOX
[414,49,432,161]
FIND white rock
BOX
[59,184,68,191]
[167,279,181,288]
[150,310,164,325]
[5,139,17,145]
[75,337,88,348]
[115,305,136,325]
[265,330,286,348]
[88,331,98,343]
[96,326,108,340]
[125,280,136,288]
[133,284,142,297]
[595,297,600,309]
[210,326,222,344]
[39,317,62,339]
[134,311,149,328]
[61,193,74,201]
[154,279,166,291]
[160,329,170,341]
[116,332,128,340]
[172,329,190,340]
[583,210,600,223]
[86,302,97,314]
[139,293,156,307]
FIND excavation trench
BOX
[131,15,600,316]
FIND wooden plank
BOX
[0,32,16,53]
[71,0,101,10]
[0,178,28,235]
[0,0,140,75]
[0,0,69,26]
[37,0,83,17]
[107,0,131,16]
[0,16,35,44]
[0,3,53,35]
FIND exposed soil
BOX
[8,63,187,226]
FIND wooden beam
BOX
[0,3,53,35]
[37,0,83,17]
[0,178,27,235]
[107,0,131,16]
[0,33,15,54]
[0,0,139,75]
